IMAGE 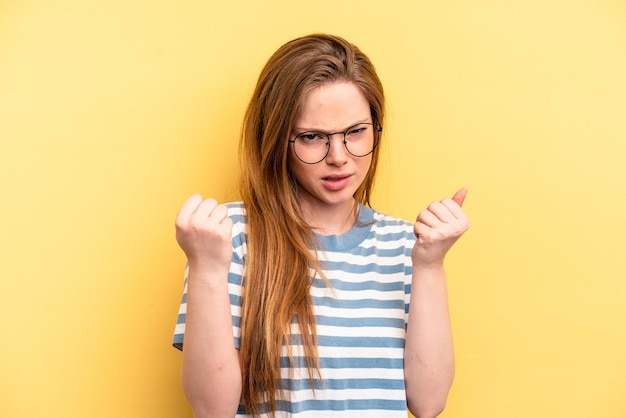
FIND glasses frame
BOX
[288,122,383,164]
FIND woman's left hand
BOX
[412,188,470,269]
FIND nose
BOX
[324,133,348,165]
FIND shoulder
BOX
[358,205,416,251]
[222,202,247,255]
[224,201,245,217]
[364,205,414,233]
[222,201,247,226]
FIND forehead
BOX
[295,82,370,130]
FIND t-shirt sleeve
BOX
[171,203,247,351]
[172,265,189,351]
[404,224,416,328]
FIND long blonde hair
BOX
[238,33,385,416]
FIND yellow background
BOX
[1,0,625,417]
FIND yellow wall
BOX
[1,0,625,417]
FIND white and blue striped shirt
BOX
[173,202,416,417]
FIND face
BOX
[288,81,373,216]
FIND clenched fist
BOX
[412,188,470,269]
[175,195,233,279]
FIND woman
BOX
[173,33,469,418]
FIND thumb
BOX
[452,188,468,207]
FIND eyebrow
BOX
[293,118,372,133]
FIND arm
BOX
[404,189,470,418]
[175,195,242,418]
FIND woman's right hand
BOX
[176,196,242,416]
[175,195,233,279]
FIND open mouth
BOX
[324,174,350,181]
[321,174,352,191]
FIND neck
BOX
[300,198,359,236]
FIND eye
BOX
[297,132,326,143]
[348,127,365,135]
[346,124,369,137]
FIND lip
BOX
[321,173,353,191]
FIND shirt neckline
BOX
[313,204,375,251]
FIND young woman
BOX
[173,34,470,418]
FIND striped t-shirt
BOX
[173,202,416,417]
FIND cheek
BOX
[360,155,374,175]
[287,151,308,184]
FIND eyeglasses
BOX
[288,122,382,164]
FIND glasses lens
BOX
[293,132,329,164]
[344,123,376,157]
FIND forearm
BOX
[404,264,454,418]
[182,266,242,418]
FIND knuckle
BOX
[175,216,193,232]
[216,204,228,216]
[456,219,470,232]
[431,230,444,241]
